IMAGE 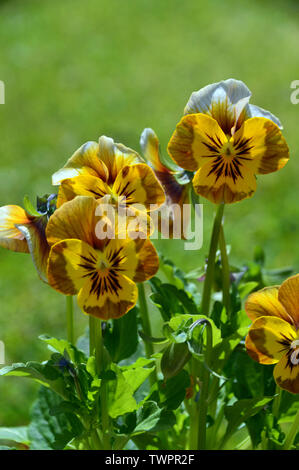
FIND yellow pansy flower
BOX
[46,196,159,320]
[0,204,50,282]
[245,275,299,394]
[53,135,165,211]
[167,79,289,204]
[140,128,190,238]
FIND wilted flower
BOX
[0,196,54,282]
[46,196,159,319]
[168,79,289,204]
[140,128,191,238]
[245,274,299,394]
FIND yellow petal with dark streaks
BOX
[168,114,227,171]
[232,117,289,175]
[47,239,98,295]
[112,164,165,209]
[56,175,111,208]
[245,333,277,365]
[245,286,293,325]
[192,158,256,204]
[247,316,296,364]
[104,237,159,283]
[78,273,138,320]
[98,136,142,185]
[278,274,299,329]
[46,196,99,247]
[274,353,299,394]
[52,141,109,185]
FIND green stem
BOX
[272,385,282,419]
[197,321,213,450]
[89,316,110,450]
[283,407,299,450]
[138,283,157,386]
[189,358,201,449]
[219,224,230,316]
[66,295,74,344]
[201,204,225,316]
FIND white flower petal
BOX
[184,78,252,134]
[248,104,283,129]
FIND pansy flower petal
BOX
[274,353,299,394]
[140,127,190,237]
[16,216,50,283]
[47,239,98,295]
[52,141,109,185]
[168,113,227,171]
[247,104,282,129]
[192,157,256,204]
[98,136,142,185]
[184,79,252,134]
[232,117,289,175]
[245,333,277,365]
[56,175,111,208]
[0,205,30,253]
[278,274,299,329]
[46,196,99,247]
[245,286,293,325]
[112,164,165,209]
[78,273,138,320]
[247,316,296,364]
[140,128,171,173]
[104,237,159,283]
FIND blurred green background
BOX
[1,0,299,426]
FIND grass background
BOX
[1,0,299,426]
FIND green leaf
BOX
[121,357,155,394]
[156,369,190,410]
[224,347,276,399]
[223,396,274,444]
[133,401,162,434]
[238,281,259,300]
[108,365,138,419]
[108,359,155,419]
[0,427,28,444]
[39,335,87,363]
[133,401,175,435]
[210,325,248,373]
[23,195,41,217]
[104,307,138,363]
[28,387,83,450]
[149,279,198,321]
[0,362,67,398]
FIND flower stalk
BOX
[201,203,225,316]
[89,316,111,450]
[219,224,230,316]
[197,320,213,449]
[138,283,157,386]
[66,295,74,344]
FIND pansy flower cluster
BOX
[1,78,298,396]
